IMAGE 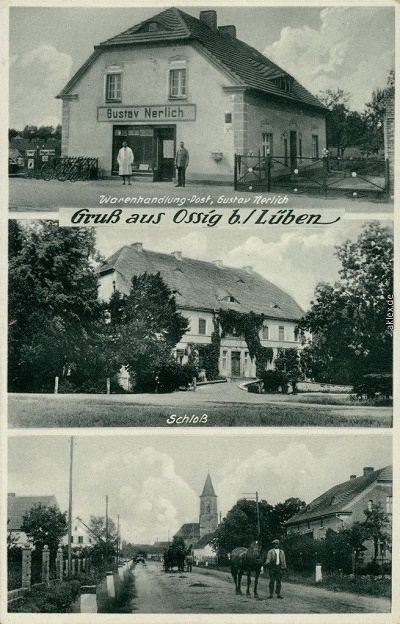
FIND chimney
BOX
[199,10,217,31]
[212,259,223,268]
[363,467,374,476]
[242,266,253,273]
[172,251,182,261]
[349,475,357,480]
[218,25,236,38]
[131,242,143,252]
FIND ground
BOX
[9,177,392,213]
[131,561,390,614]
[8,383,392,428]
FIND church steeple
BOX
[199,473,218,537]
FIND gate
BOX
[234,153,389,198]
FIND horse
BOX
[163,547,185,573]
[230,541,266,597]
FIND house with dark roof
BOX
[285,466,392,562]
[97,243,304,380]
[173,473,218,563]
[8,493,61,547]
[57,7,327,181]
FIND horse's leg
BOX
[246,570,251,596]
[237,569,243,595]
[254,568,260,597]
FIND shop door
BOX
[290,131,297,170]
[231,351,241,377]
[112,126,154,175]
[153,127,175,181]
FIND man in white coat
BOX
[117,141,134,185]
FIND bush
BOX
[260,370,289,393]
[156,361,197,393]
[352,373,392,400]
[8,581,81,613]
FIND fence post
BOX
[106,571,115,598]
[322,155,328,197]
[107,378,111,395]
[56,546,64,582]
[54,376,59,394]
[42,545,50,587]
[266,152,271,192]
[22,544,33,589]
[315,563,322,582]
[234,154,238,190]
[80,585,97,613]
[77,558,82,575]
[385,158,390,198]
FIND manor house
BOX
[97,243,304,380]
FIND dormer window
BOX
[273,76,293,93]
[148,22,158,32]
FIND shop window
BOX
[283,136,288,166]
[262,132,273,157]
[106,73,122,102]
[279,326,285,342]
[169,68,187,99]
[298,137,303,162]
[199,318,206,335]
[312,134,319,159]
[262,325,269,340]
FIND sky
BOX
[93,218,390,311]
[8,433,392,545]
[8,4,395,128]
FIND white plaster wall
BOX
[64,43,235,177]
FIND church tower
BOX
[199,473,218,537]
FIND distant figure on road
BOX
[175,141,189,187]
[266,539,286,599]
[118,141,134,185]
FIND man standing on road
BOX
[266,539,286,599]
[117,141,134,185]
[175,141,189,187]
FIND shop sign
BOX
[39,149,56,155]
[98,104,196,122]
[26,150,36,156]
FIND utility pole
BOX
[242,491,261,539]
[105,495,109,567]
[117,514,120,565]
[68,436,74,577]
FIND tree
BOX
[212,498,274,557]
[8,221,103,391]
[86,515,119,564]
[108,273,189,391]
[270,498,306,538]
[21,504,68,557]
[318,88,365,157]
[362,502,391,562]
[362,69,395,154]
[300,222,393,384]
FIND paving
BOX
[9,177,393,213]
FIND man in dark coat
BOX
[175,141,189,187]
[266,538,287,599]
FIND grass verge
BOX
[284,570,391,598]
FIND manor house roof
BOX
[58,7,326,112]
[97,244,304,320]
[285,466,392,526]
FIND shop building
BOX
[97,242,304,380]
[57,7,327,182]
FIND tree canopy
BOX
[21,504,68,556]
[300,221,393,384]
[8,220,103,392]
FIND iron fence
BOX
[234,153,389,198]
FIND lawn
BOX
[8,394,392,428]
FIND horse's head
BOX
[248,541,267,564]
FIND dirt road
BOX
[132,561,390,614]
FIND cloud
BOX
[76,447,198,544]
[217,443,318,513]
[224,230,343,309]
[264,7,394,111]
[10,44,72,127]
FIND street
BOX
[9,177,392,213]
[131,561,390,614]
